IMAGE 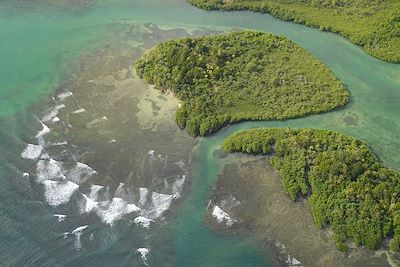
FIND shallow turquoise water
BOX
[0,0,399,266]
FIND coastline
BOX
[205,158,394,267]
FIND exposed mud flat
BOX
[208,156,397,267]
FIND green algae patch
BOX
[135,31,348,136]
[223,128,400,251]
[188,0,400,64]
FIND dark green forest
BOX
[135,31,348,136]
[188,0,400,63]
[223,128,400,251]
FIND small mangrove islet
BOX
[223,128,400,252]
[135,31,348,136]
[188,0,400,63]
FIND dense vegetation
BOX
[188,0,400,63]
[223,128,400,251]
[135,32,348,136]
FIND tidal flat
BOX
[1,0,400,265]
[4,23,217,266]
[207,156,398,267]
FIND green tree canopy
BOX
[188,0,400,63]
[223,128,400,251]
[135,31,348,136]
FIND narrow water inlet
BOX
[0,0,399,266]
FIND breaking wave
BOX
[42,180,79,206]
[137,248,150,265]
[96,198,141,225]
[42,104,65,122]
[21,144,48,160]
[211,205,237,227]
[21,96,189,252]
[134,216,154,228]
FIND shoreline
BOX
[205,158,394,267]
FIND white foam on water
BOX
[133,216,154,229]
[36,159,66,182]
[148,192,173,219]
[287,255,302,267]
[275,241,286,250]
[54,214,67,222]
[72,225,88,234]
[147,150,158,162]
[52,117,60,123]
[275,242,303,267]
[35,121,50,138]
[139,188,148,207]
[137,248,150,265]
[72,225,88,250]
[42,104,65,122]
[174,160,185,169]
[80,194,98,213]
[42,180,79,206]
[172,175,186,199]
[57,91,73,101]
[114,183,126,198]
[212,205,236,227]
[48,141,68,146]
[72,108,86,114]
[96,198,140,225]
[89,185,104,201]
[163,178,169,191]
[21,144,48,160]
[63,162,97,184]
[220,195,241,210]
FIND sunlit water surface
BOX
[0,0,399,266]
